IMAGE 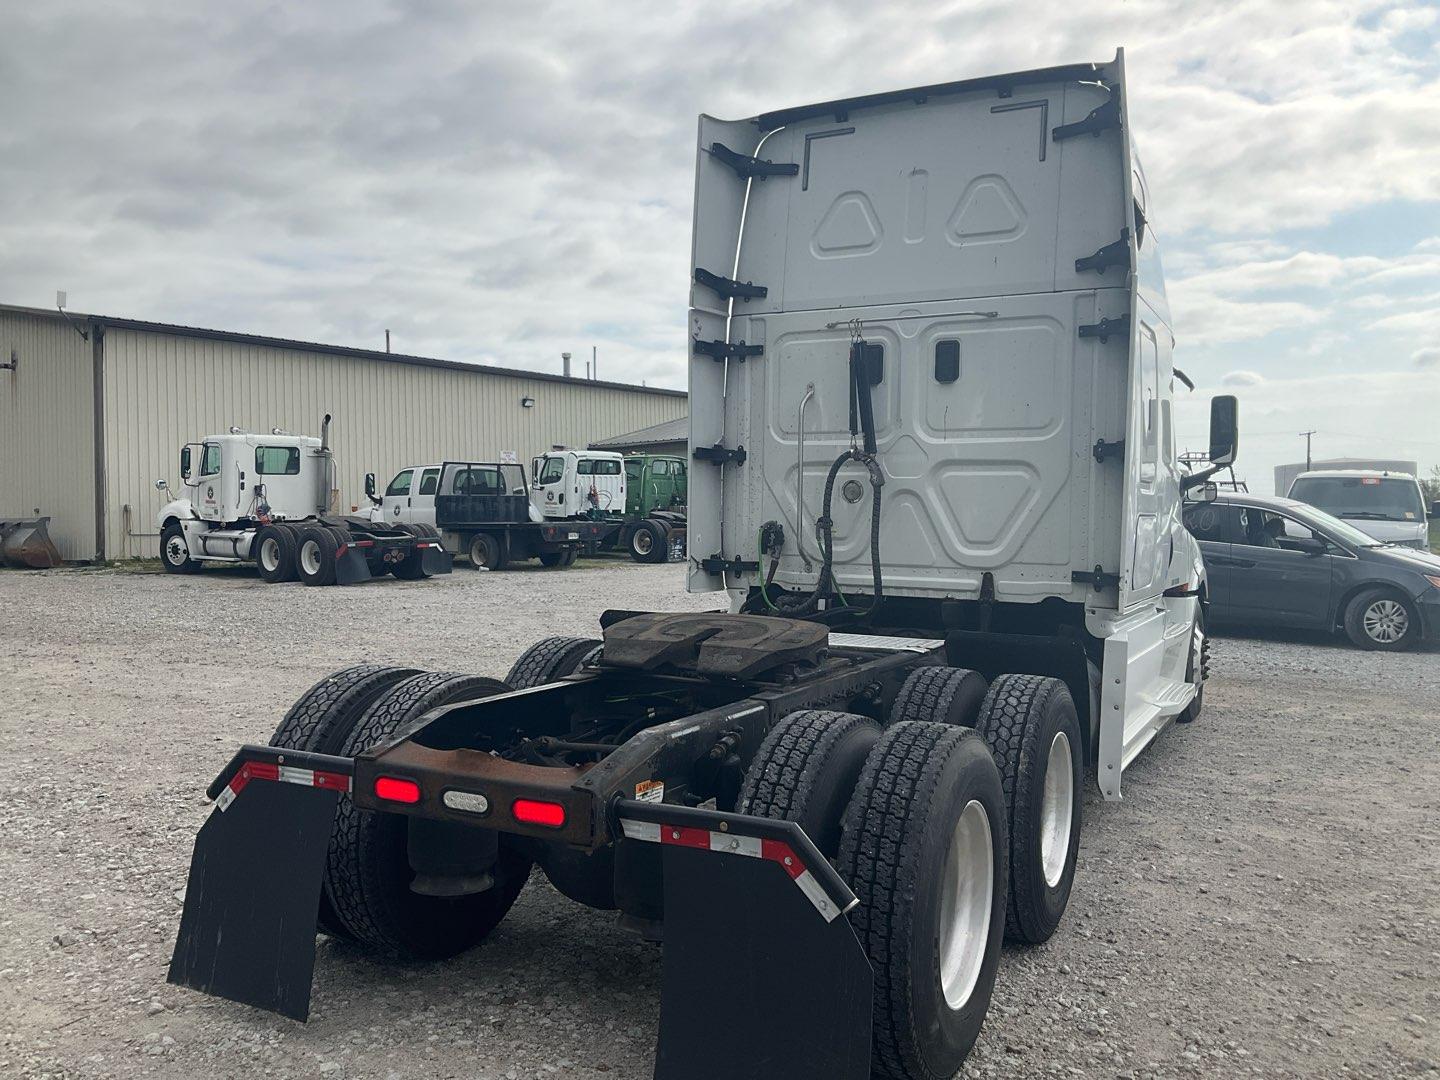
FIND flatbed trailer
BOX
[370,460,606,569]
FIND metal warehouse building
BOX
[0,304,686,562]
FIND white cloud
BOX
[1222,370,1266,386]
[1414,347,1440,368]
[0,0,1436,401]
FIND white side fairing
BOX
[688,52,1176,617]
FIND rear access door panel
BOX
[689,52,1158,611]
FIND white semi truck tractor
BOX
[155,415,450,585]
[169,51,1236,1080]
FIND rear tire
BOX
[1343,587,1419,650]
[469,532,505,571]
[629,519,666,563]
[737,709,880,858]
[837,722,1007,1080]
[974,674,1083,945]
[255,524,298,583]
[505,636,602,689]
[269,665,422,937]
[160,521,199,574]
[890,666,988,729]
[296,526,340,586]
[538,551,566,568]
[327,672,529,958]
[391,525,432,580]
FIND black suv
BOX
[1184,493,1440,650]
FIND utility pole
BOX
[1299,430,1316,472]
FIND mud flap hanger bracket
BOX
[613,798,873,1080]
[169,745,355,1022]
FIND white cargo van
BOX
[1287,469,1430,548]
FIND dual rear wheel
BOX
[739,667,1084,1078]
[269,665,529,957]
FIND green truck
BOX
[620,453,687,561]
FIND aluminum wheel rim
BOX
[299,540,321,577]
[634,530,653,555]
[165,537,187,565]
[259,537,280,572]
[938,799,993,1011]
[1363,599,1408,643]
[1039,731,1074,888]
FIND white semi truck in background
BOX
[170,50,1237,1080]
[156,415,450,585]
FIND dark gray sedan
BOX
[1183,493,1440,650]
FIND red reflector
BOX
[512,798,566,827]
[374,776,421,804]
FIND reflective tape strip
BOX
[214,760,352,812]
[620,819,661,843]
[619,816,842,922]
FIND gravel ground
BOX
[1,562,1437,1080]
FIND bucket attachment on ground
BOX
[615,798,874,1080]
[0,517,63,568]
[167,745,353,1021]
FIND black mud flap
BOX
[168,746,353,1021]
[615,800,873,1080]
[420,543,452,575]
[335,546,374,585]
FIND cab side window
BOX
[200,443,222,476]
[385,470,413,497]
[417,468,441,496]
[577,459,594,475]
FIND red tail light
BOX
[374,776,421,804]
[512,798,566,827]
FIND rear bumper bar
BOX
[169,746,874,1080]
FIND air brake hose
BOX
[771,338,886,619]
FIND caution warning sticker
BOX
[635,779,665,803]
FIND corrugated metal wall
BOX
[102,327,686,559]
[0,311,97,560]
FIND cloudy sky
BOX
[4,1,1438,492]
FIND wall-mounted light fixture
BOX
[520,396,536,408]
[1,348,16,372]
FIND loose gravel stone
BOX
[1,563,1437,1079]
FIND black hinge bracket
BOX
[700,554,761,575]
[693,338,764,363]
[1093,438,1125,464]
[693,267,768,302]
[1072,566,1120,592]
[1052,86,1121,141]
[692,443,747,467]
[1078,314,1130,344]
[708,142,799,180]
[1075,229,1131,275]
